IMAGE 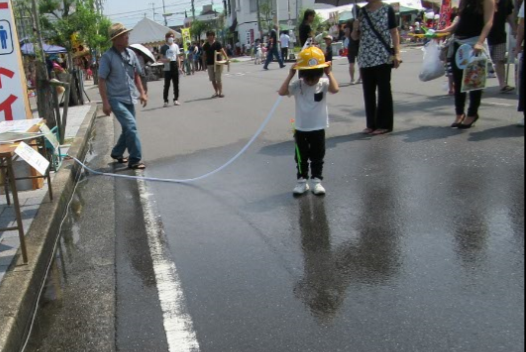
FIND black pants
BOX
[295,130,326,180]
[361,64,394,131]
[281,48,289,61]
[163,63,179,103]
[453,43,483,117]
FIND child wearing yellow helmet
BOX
[278,47,340,196]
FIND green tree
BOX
[190,19,213,41]
[38,0,77,51]
[259,0,274,33]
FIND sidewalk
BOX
[0,103,95,284]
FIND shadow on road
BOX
[468,125,525,141]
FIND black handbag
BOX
[361,7,396,66]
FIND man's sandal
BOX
[112,156,129,164]
[129,163,146,170]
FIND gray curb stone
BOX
[0,104,99,352]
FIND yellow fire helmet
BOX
[296,46,330,70]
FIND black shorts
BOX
[348,55,357,64]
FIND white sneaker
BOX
[311,179,326,195]
[174,101,181,106]
[163,102,169,108]
[519,118,525,127]
[293,179,310,195]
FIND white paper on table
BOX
[0,118,43,134]
[14,142,50,175]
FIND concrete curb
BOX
[0,104,99,352]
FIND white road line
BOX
[138,178,201,352]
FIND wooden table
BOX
[0,123,53,264]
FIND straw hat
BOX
[109,23,132,41]
[323,35,333,41]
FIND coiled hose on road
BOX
[70,96,283,183]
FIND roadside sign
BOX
[0,0,31,121]
[14,141,50,175]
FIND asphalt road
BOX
[26,49,524,352]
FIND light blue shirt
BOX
[99,47,142,105]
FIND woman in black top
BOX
[437,0,495,129]
[299,9,316,47]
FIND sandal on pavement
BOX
[500,86,515,93]
[371,129,391,135]
[111,155,129,164]
[218,94,225,98]
[129,163,146,170]
[362,128,375,134]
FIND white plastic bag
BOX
[419,40,445,82]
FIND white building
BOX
[228,0,318,45]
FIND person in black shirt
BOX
[203,31,230,98]
[299,9,316,47]
[264,26,286,70]
[488,0,517,92]
[436,0,496,129]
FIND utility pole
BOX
[191,0,196,19]
[162,0,168,25]
[150,2,156,20]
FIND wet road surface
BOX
[25,50,524,351]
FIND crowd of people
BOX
[98,0,524,193]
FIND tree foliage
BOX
[259,0,275,33]
[190,19,213,41]
[75,0,112,54]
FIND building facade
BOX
[228,0,316,45]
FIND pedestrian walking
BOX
[323,35,334,64]
[299,9,316,47]
[98,23,148,170]
[488,0,517,93]
[352,0,402,135]
[278,46,340,196]
[515,1,524,126]
[160,31,181,107]
[436,0,496,129]
[345,20,362,85]
[203,31,230,98]
[264,26,286,70]
[280,31,291,61]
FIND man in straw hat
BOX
[98,23,148,170]
[278,46,339,196]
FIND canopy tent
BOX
[21,43,67,55]
[317,0,424,22]
[129,17,181,46]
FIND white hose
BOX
[71,96,283,184]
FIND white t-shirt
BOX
[162,43,180,71]
[289,78,330,132]
[280,34,290,48]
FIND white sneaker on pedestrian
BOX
[519,118,525,127]
[163,102,169,108]
[293,178,310,195]
[174,100,181,106]
[311,179,326,196]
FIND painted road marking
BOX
[138,178,200,352]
